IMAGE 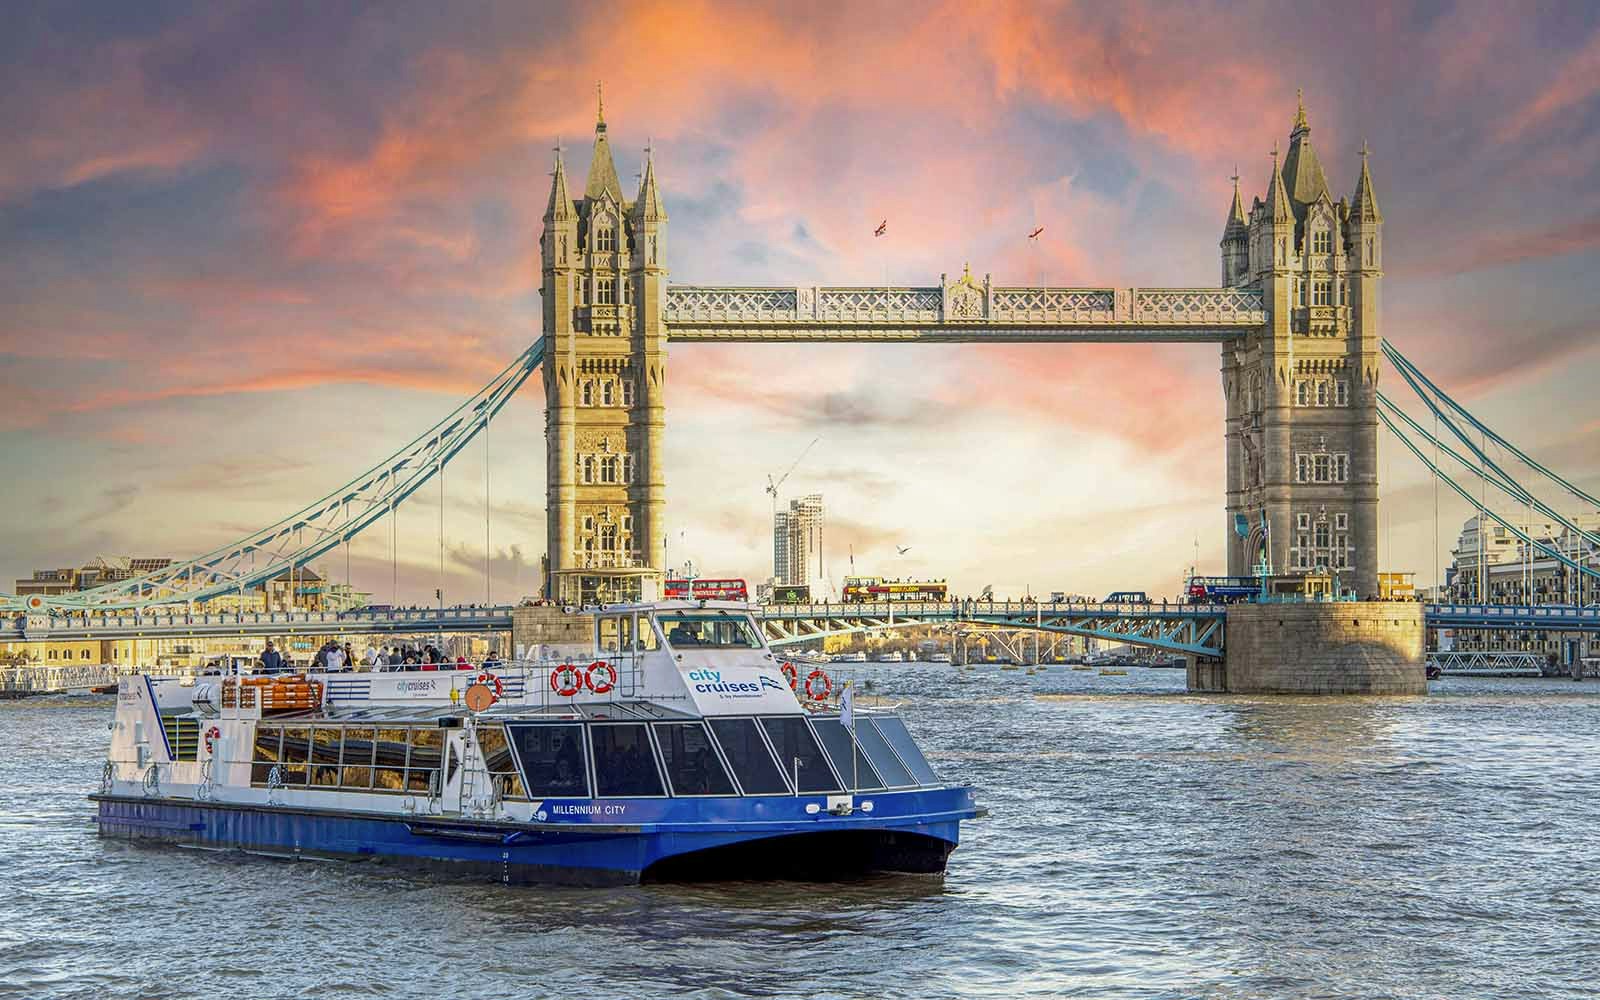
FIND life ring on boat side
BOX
[804,669,832,701]
[204,725,222,755]
[585,661,617,694]
[551,665,583,697]
[781,662,798,690]
[474,671,504,702]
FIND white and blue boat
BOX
[92,601,980,885]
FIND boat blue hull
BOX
[92,787,976,886]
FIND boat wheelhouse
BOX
[92,601,979,885]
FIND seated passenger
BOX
[669,625,699,646]
[549,756,582,792]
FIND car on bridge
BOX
[1104,591,1151,604]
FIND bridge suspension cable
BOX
[1379,339,1600,552]
[9,338,548,612]
[1382,339,1600,509]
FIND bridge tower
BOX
[539,99,668,603]
[1222,95,1383,597]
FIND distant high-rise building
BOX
[773,495,824,593]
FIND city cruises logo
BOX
[687,668,783,699]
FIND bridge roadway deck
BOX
[5,602,1596,654]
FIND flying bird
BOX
[874,220,887,237]
[1028,226,1045,239]
[896,545,912,555]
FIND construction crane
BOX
[766,436,820,513]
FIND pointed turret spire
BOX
[545,139,573,221]
[584,83,624,203]
[1222,167,1247,238]
[1281,90,1328,210]
[1351,141,1383,224]
[1267,143,1292,224]
[634,142,666,221]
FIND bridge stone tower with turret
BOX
[1220,95,1384,598]
[540,101,668,603]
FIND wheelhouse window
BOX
[871,716,940,785]
[760,716,841,793]
[708,718,789,794]
[654,722,735,795]
[660,612,763,649]
[590,723,666,797]
[810,717,885,791]
[507,723,590,798]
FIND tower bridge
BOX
[7,94,1596,693]
[545,92,1382,606]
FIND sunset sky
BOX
[4,1,1599,603]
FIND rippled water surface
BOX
[4,667,1599,999]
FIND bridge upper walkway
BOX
[663,284,1265,342]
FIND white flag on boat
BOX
[840,681,855,733]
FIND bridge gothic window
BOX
[583,457,596,484]
[1313,279,1332,306]
[1312,229,1332,255]
[595,220,616,253]
[602,381,615,406]
[581,380,594,406]
[621,378,635,407]
[1335,379,1349,406]
[597,278,616,305]
[1296,380,1311,407]
[1295,452,1350,483]
[621,454,635,483]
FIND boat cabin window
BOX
[870,716,941,785]
[340,727,375,789]
[373,728,410,791]
[277,726,312,786]
[810,718,886,791]
[760,716,841,793]
[507,723,590,798]
[635,614,661,651]
[251,727,282,784]
[589,723,666,797]
[653,722,736,796]
[852,719,916,788]
[660,612,763,649]
[597,615,627,654]
[406,729,444,795]
[475,725,527,799]
[707,717,789,794]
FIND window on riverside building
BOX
[1312,229,1332,255]
[654,722,737,796]
[507,723,590,798]
[708,718,789,794]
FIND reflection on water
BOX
[3,668,1598,999]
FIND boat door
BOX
[595,611,657,697]
[440,728,468,814]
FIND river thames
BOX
[3,666,1596,999]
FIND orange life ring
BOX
[804,668,832,701]
[781,661,798,690]
[550,664,582,697]
[586,660,617,694]
[204,725,222,754]
[474,671,504,702]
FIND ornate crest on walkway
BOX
[942,264,989,322]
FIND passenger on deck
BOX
[258,641,284,675]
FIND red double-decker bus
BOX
[663,578,749,602]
